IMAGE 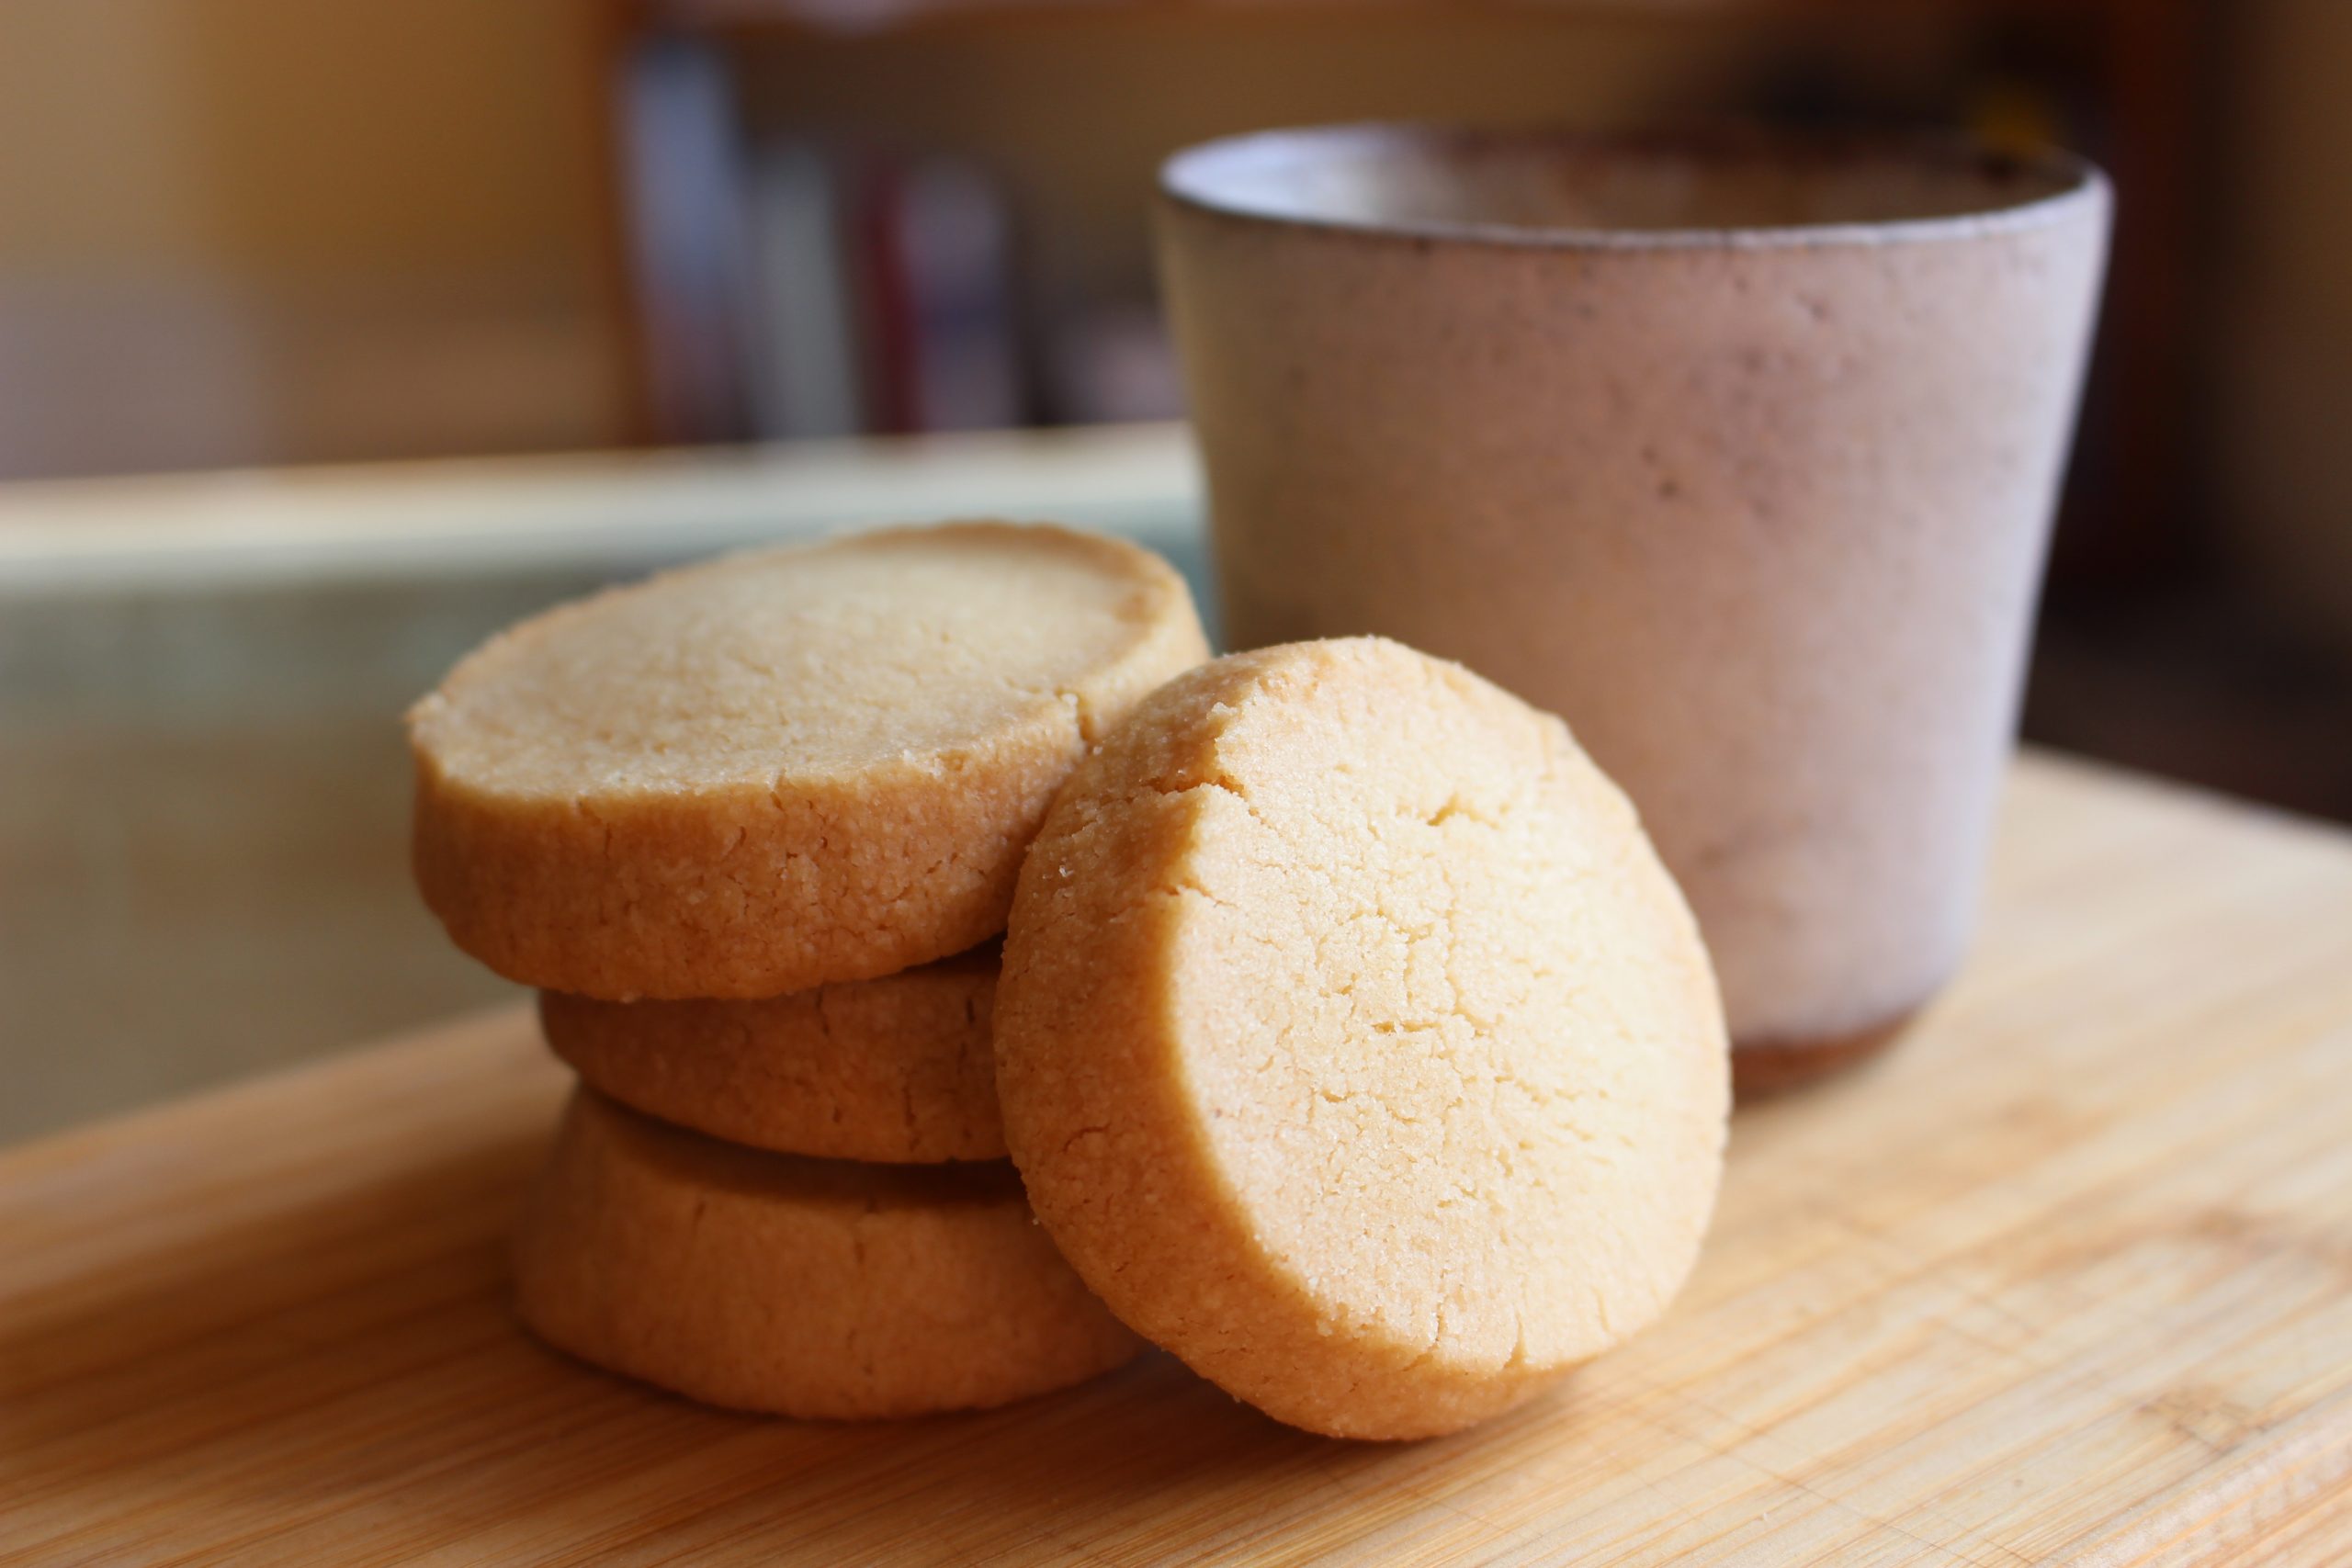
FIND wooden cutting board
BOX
[6,754,2352,1565]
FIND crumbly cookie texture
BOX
[411,521,1209,1000]
[994,637,1728,1440]
[538,942,1003,1163]
[513,1089,1142,1419]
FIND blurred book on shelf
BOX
[742,141,865,439]
[621,37,754,444]
[856,151,1027,434]
[626,59,1150,443]
[1049,301,1183,428]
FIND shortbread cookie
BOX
[513,1089,1142,1419]
[411,522,1208,1000]
[538,943,1003,1163]
[993,637,1728,1440]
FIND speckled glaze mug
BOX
[1157,126,2109,1092]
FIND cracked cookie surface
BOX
[539,942,1003,1163]
[410,521,1209,999]
[993,637,1728,1438]
[512,1088,1142,1418]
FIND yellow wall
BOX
[0,0,628,477]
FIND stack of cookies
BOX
[408,522,1211,1418]
[415,519,1735,1442]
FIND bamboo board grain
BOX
[6,754,2352,1565]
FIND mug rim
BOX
[1159,122,2109,252]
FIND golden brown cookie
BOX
[512,1089,1142,1419]
[411,522,1209,1000]
[537,942,1003,1163]
[993,637,1728,1440]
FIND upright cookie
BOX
[513,1089,1142,1419]
[411,522,1208,999]
[538,942,1003,1163]
[994,637,1728,1439]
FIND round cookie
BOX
[993,637,1729,1440]
[538,942,1003,1163]
[411,521,1209,1000]
[512,1089,1142,1419]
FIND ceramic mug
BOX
[1157,125,2109,1092]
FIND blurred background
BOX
[4,0,2347,1141]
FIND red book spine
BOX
[856,156,921,435]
